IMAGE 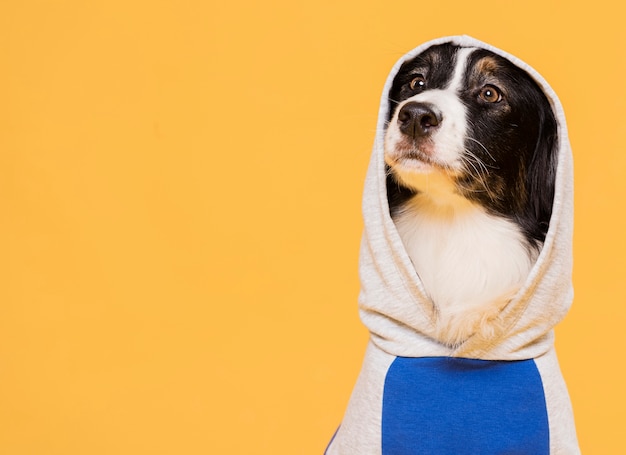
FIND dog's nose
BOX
[397,102,442,138]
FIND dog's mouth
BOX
[385,142,448,174]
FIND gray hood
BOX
[358,34,574,361]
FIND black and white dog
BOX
[384,44,557,347]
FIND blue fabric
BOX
[382,357,549,455]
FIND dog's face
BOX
[385,44,557,242]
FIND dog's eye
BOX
[479,85,502,103]
[409,75,426,91]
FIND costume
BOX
[325,36,579,454]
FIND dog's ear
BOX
[526,101,558,240]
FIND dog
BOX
[384,43,558,347]
[325,37,579,454]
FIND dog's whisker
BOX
[459,150,488,179]
[467,137,497,164]
[457,152,500,201]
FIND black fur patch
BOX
[387,44,459,123]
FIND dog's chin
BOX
[385,147,452,188]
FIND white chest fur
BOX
[392,173,536,346]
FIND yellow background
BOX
[1,0,624,453]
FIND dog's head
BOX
[385,43,557,243]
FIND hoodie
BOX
[325,35,579,455]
